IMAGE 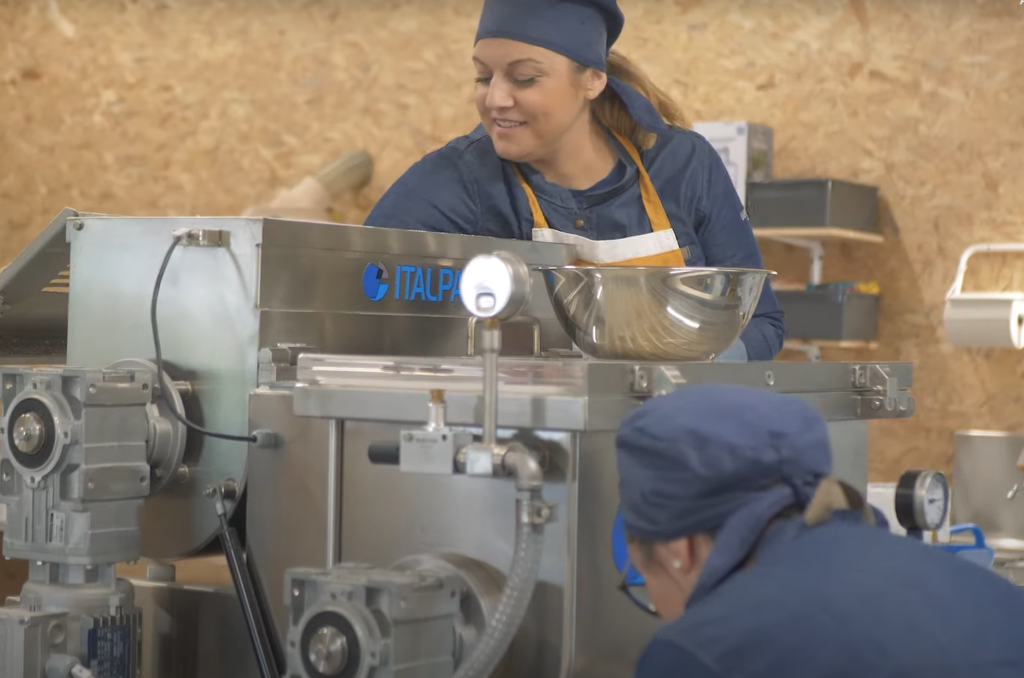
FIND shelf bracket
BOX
[785,343,822,362]
[770,237,824,286]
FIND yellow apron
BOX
[511,130,686,267]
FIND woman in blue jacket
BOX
[617,384,1024,677]
[364,0,784,362]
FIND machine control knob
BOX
[12,411,45,455]
[307,625,349,676]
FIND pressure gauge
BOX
[459,251,532,320]
[895,469,950,537]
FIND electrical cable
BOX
[151,235,257,444]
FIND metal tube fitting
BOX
[427,389,446,431]
[501,443,544,492]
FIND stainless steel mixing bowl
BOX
[536,266,775,361]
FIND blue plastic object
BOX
[935,523,996,570]
[611,509,645,586]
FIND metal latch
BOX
[851,364,914,418]
[630,365,686,397]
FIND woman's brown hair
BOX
[588,50,689,150]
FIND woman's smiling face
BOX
[472,38,604,164]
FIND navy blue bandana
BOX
[475,0,669,133]
[616,384,833,606]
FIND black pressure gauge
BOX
[895,469,950,539]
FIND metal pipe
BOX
[481,318,500,447]
[326,420,342,567]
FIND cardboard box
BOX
[691,121,774,205]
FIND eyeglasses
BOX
[617,556,658,617]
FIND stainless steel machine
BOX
[0,210,917,678]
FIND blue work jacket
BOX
[636,511,1024,677]
[364,125,785,361]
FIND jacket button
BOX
[574,218,585,229]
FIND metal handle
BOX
[946,243,1024,299]
[467,315,542,357]
[368,441,400,465]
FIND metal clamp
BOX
[467,315,543,357]
[522,499,556,526]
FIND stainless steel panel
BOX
[247,388,340,641]
[574,431,658,678]
[67,217,262,559]
[292,357,915,432]
[259,218,574,263]
[296,355,914,396]
[339,421,573,678]
[952,430,1024,550]
[257,246,566,319]
[294,387,890,436]
[131,580,259,678]
[259,310,567,359]
[825,420,868,495]
[0,208,78,361]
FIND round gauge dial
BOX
[895,469,950,533]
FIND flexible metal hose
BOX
[453,489,545,678]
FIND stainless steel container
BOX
[538,265,772,360]
[952,429,1024,553]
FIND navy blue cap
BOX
[474,0,669,133]
[616,384,832,604]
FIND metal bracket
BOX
[467,315,543,357]
[853,364,896,408]
[785,342,822,363]
[630,365,686,397]
[852,364,914,418]
[772,237,825,286]
[257,344,318,385]
[177,228,231,248]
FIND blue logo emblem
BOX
[362,262,390,302]
[361,261,463,304]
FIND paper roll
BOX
[943,294,1024,348]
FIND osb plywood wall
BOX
[1,0,1023,485]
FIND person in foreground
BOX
[617,384,1024,678]
[364,0,784,362]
